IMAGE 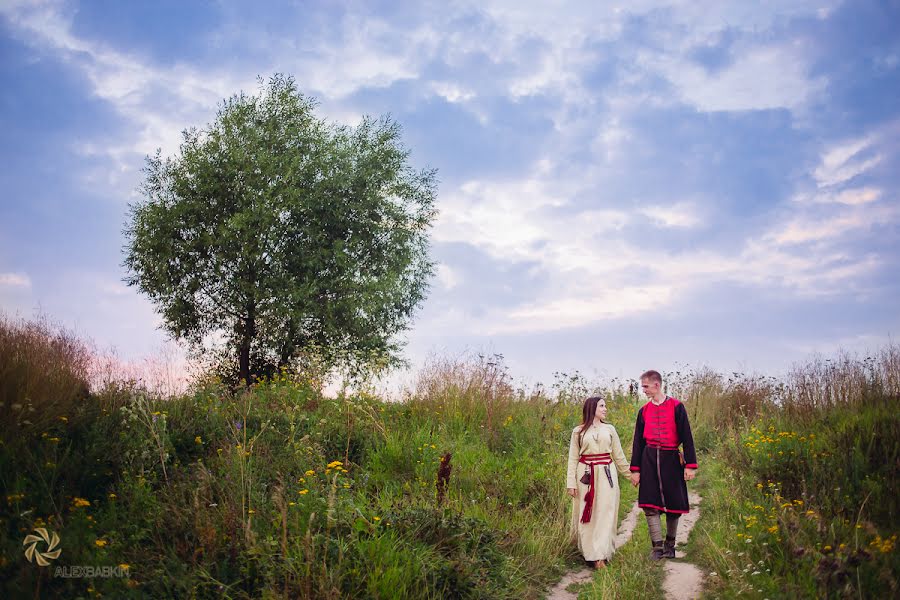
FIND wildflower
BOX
[73,497,91,507]
[373,516,381,521]
[234,421,243,431]
[59,416,68,422]
[108,493,117,499]
[94,539,108,548]
[304,470,315,476]
[298,489,309,495]
[768,525,778,534]
[248,509,255,514]
[119,563,130,570]
[288,502,296,506]
[195,436,202,444]
[326,460,343,469]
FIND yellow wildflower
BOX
[94,539,108,548]
[299,489,309,495]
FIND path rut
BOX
[546,492,704,600]
[545,502,642,600]
[662,492,704,600]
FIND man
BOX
[629,370,698,560]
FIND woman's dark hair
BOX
[577,395,606,448]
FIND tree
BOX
[123,74,437,386]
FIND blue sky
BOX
[1,0,898,392]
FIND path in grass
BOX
[546,501,643,600]
[547,492,704,600]
[662,492,704,600]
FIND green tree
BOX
[123,74,437,386]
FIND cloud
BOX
[435,264,461,290]
[638,202,702,228]
[814,136,883,187]
[646,44,826,113]
[0,272,31,288]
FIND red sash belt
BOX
[578,453,611,523]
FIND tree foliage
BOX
[123,74,437,385]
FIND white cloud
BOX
[794,186,882,206]
[429,81,475,103]
[814,136,882,187]
[639,202,702,228]
[646,44,826,112]
[0,272,31,288]
[435,264,461,290]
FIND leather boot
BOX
[649,541,664,561]
[663,536,676,559]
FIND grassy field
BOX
[1,314,897,598]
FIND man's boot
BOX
[663,536,677,559]
[649,541,664,561]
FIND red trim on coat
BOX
[630,466,640,472]
[685,463,698,469]
[639,503,690,514]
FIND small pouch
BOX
[679,451,685,467]
[580,470,591,485]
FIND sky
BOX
[1,0,899,395]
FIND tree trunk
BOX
[238,307,256,387]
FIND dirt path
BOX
[662,492,704,600]
[545,502,643,600]
[546,492,704,600]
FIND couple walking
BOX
[565,370,698,568]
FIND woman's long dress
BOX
[566,422,632,562]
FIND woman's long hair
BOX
[577,395,606,448]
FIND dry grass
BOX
[0,313,93,442]
[782,344,899,420]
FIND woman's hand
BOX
[684,468,697,481]
[566,488,577,498]
[630,472,640,487]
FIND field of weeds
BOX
[1,313,897,599]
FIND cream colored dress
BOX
[566,422,632,562]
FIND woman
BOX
[566,395,632,568]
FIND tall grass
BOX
[3,320,639,599]
[684,345,900,598]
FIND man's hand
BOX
[630,472,640,487]
[684,468,697,481]
[566,488,577,498]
